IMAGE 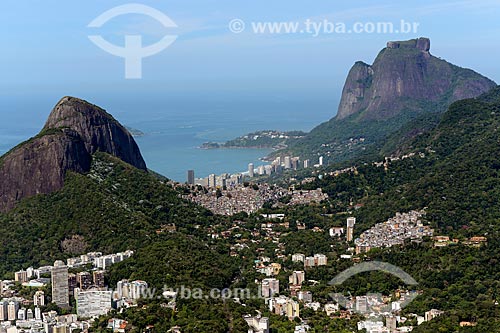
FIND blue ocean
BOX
[0,92,337,182]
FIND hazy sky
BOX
[0,0,499,102]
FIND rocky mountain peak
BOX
[387,37,430,52]
[336,38,495,120]
[44,96,113,129]
[0,97,147,212]
[43,96,146,169]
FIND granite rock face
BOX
[0,97,146,212]
[336,37,496,120]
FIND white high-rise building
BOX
[248,163,255,177]
[284,156,291,169]
[314,254,328,266]
[264,165,273,175]
[0,301,7,321]
[208,174,217,187]
[425,309,444,321]
[261,278,279,298]
[17,308,26,320]
[319,156,324,166]
[269,296,300,319]
[34,290,45,306]
[244,315,269,333]
[129,281,148,300]
[304,256,316,268]
[346,217,356,242]
[76,289,112,318]
[7,301,19,321]
[115,280,148,301]
[51,260,69,308]
[292,253,305,262]
[26,308,34,320]
[356,296,368,313]
[35,307,42,320]
[26,267,34,279]
[14,270,28,283]
[304,254,328,268]
[288,271,305,286]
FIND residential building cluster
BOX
[354,210,433,253]
[257,263,282,277]
[268,296,300,320]
[243,315,269,333]
[282,189,328,206]
[185,183,327,216]
[260,278,279,298]
[196,172,244,188]
[433,235,487,248]
[291,253,328,268]
[373,152,425,170]
[187,183,283,215]
[178,200,451,333]
[356,307,445,333]
[254,154,326,176]
[114,280,149,308]
[66,250,134,270]
[253,268,349,327]
[0,250,136,332]
[13,269,48,289]
[13,251,134,290]
[188,154,326,187]
[319,137,366,159]
[106,318,129,333]
[0,300,91,333]
[311,288,446,333]
[220,207,451,333]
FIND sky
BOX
[0,0,499,117]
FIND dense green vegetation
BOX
[107,234,239,291]
[2,87,500,331]
[288,87,500,331]
[0,153,218,277]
